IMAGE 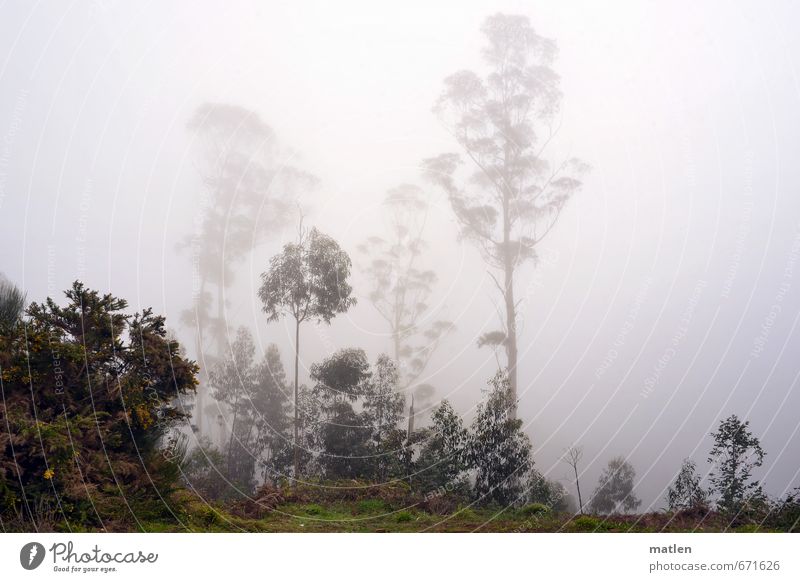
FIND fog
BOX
[2,0,799,511]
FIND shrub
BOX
[766,488,800,532]
[519,503,550,517]
[570,515,612,532]
[526,470,571,513]
[0,282,197,530]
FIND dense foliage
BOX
[469,372,532,506]
[415,400,470,495]
[258,226,357,479]
[666,459,708,511]
[708,414,766,515]
[589,457,642,514]
[0,282,197,530]
[207,327,292,495]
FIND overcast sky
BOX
[2,0,799,509]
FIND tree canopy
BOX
[0,282,197,529]
[589,457,641,515]
[259,227,356,326]
[708,414,766,514]
[424,13,588,412]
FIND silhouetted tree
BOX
[253,345,292,482]
[562,445,584,514]
[362,355,404,480]
[708,415,765,514]
[526,470,570,512]
[416,400,470,494]
[469,371,532,506]
[358,185,453,416]
[589,457,641,514]
[666,459,708,511]
[180,103,314,434]
[303,350,407,481]
[424,14,587,416]
[208,327,292,492]
[181,437,230,500]
[258,227,356,481]
[309,349,372,479]
[209,327,259,491]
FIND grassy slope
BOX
[137,493,779,533]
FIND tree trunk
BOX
[500,157,519,419]
[227,405,238,482]
[377,399,384,481]
[406,394,415,440]
[217,281,225,351]
[504,242,518,419]
[293,317,301,484]
[574,464,584,514]
[215,281,228,447]
[195,277,206,434]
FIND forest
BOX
[1,11,799,534]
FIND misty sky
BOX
[2,0,800,510]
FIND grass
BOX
[517,503,550,518]
[357,499,388,514]
[128,497,783,533]
[8,485,788,533]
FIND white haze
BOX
[1,0,800,510]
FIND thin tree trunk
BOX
[216,280,225,448]
[407,401,415,443]
[504,242,518,419]
[394,326,416,445]
[377,399,384,481]
[500,159,519,419]
[393,331,401,380]
[195,277,207,434]
[293,317,300,484]
[217,281,225,351]
[574,464,584,514]
[227,405,238,482]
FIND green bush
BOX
[0,282,198,530]
[766,488,800,532]
[454,507,480,520]
[570,515,614,532]
[519,503,550,517]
